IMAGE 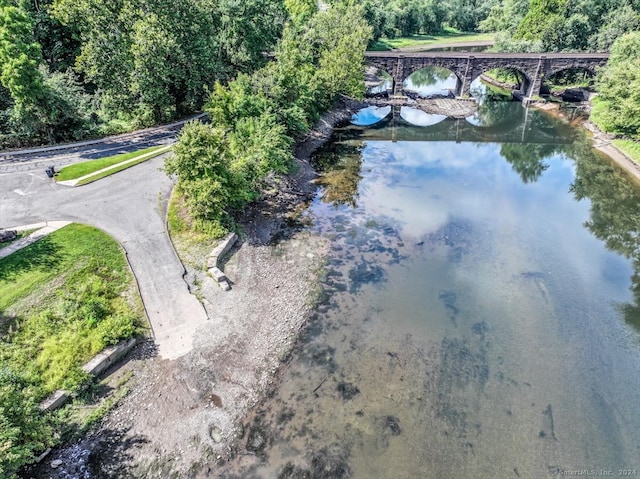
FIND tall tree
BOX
[0,1,45,110]
[592,32,640,139]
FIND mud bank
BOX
[24,103,356,479]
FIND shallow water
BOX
[217,102,640,478]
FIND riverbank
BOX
[533,101,640,184]
[26,102,354,478]
[583,121,640,184]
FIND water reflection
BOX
[404,66,457,98]
[399,107,446,127]
[367,70,393,96]
[569,138,640,330]
[500,143,556,183]
[351,106,392,126]
[313,141,363,208]
[214,100,640,478]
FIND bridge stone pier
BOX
[365,52,609,102]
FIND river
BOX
[217,81,640,478]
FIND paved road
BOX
[0,141,208,360]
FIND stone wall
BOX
[366,53,608,100]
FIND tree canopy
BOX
[484,0,640,52]
[592,32,640,139]
[0,0,287,147]
[167,3,372,235]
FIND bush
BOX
[0,369,54,478]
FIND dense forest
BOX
[0,0,288,148]
[345,0,639,51]
[1,0,639,149]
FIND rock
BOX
[0,230,17,242]
[337,382,360,400]
[209,426,223,443]
[206,257,218,269]
[50,459,63,469]
[384,415,401,436]
[246,425,267,453]
[209,267,227,283]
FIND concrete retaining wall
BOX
[39,337,138,412]
[207,232,237,291]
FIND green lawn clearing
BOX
[369,29,493,51]
[56,144,171,182]
[0,223,144,391]
[613,139,640,164]
[0,223,145,476]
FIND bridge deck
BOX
[365,51,610,59]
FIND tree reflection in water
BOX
[500,143,556,183]
[406,66,455,88]
[313,142,363,208]
[569,136,640,330]
[501,129,640,329]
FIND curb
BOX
[39,338,139,412]
[56,145,173,187]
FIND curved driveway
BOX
[0,146,208,360]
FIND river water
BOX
[219,87,640,478]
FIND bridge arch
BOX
[467,64,533,98]
[364,52,609,101]
[403,65,461,98]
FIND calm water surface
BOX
[218,101,640,478]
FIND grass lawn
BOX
[0,223,145,392]
[0,223,145,476]
[613,139,640,165]
[369,29,493,51]
[56,144,171,182]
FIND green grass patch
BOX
[369,30,493,51]
[75,149,170,185]
[167,190,228,270]
[613,139,640,164]
[56,145,170,182]
[0,223,144,391]
[0,223,145,476]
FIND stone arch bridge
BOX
[365,51,609,102]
